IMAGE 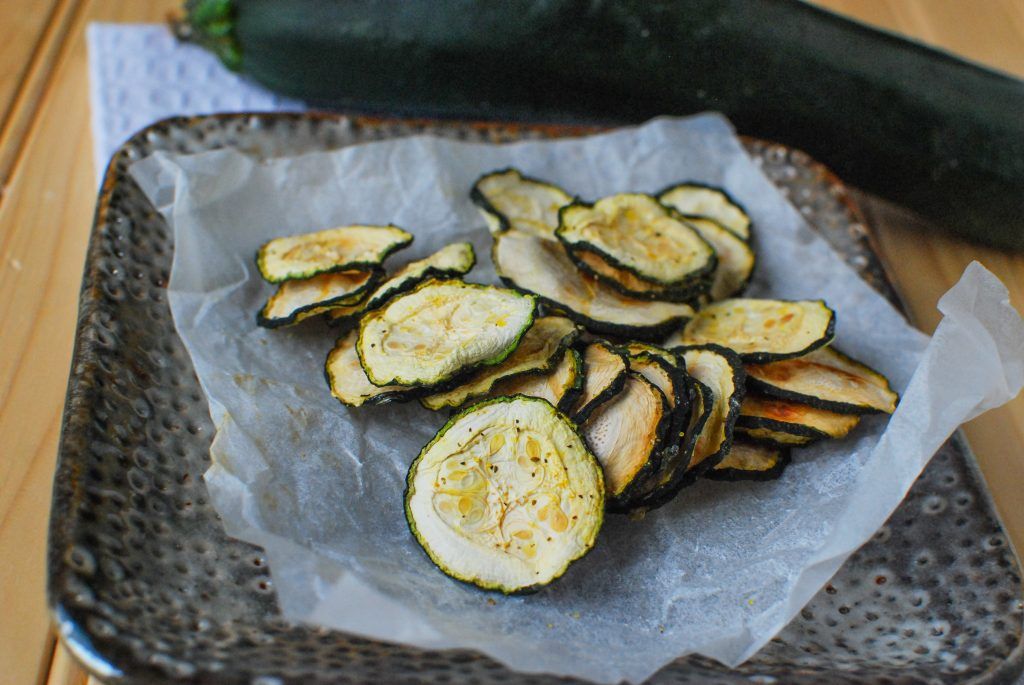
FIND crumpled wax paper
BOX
[129,114,1024,684]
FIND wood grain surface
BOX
[0,1,1019,683]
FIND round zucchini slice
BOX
[570,341,628,423]
[680,216,755,301]
[258,269,380,328]
[486,347,584,413]
[570,248,707,302]
[705,440,791,482]
[557,193,716,289]
[677,298,835,362]
[581,372,670,507]
[492,230,694,339]
[745,346,898,414]
[658,182,752,241]
[329,241,477,327]
[421,316,580,410]
[735,425,817,447]
[738,394,861,440]
[471,168,573,238]
[626,350,690,450]
[405,395,604,594]
[679,345,746,477]
[325,329,413,407]
[256,224,413,282]
[357,279,536,387]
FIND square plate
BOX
[49,113,1024,684]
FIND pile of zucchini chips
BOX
[254,169,897,593]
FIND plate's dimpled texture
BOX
[50,114,1023,684]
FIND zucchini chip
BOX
[405,395,604,594]
[658,182,752,241]
[738,394,861,440]
[630,377,713,511]
[557,193,716,288]
[571,248,707,302]
[329,241,477,327]
[735,425,817,447]
[746,346,898,414]
[487,348,584,413]
[492,230,694,339]
[582,373,670,508]
[421,316,580,410]
[676,298,835,362]
[325,330,413,407]
[358,280,536,387]
[570,341,628,423]
[627,350,689,446]
[258,269,380,328]
[679,345,746,476]
[257,224,413,282]
[681,217,755,301]
[706,440,791,482]
[471,168,573,238]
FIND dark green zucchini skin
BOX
[184,0,1024,251]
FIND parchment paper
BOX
[130,114,1024,684]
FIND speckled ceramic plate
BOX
[49,113,1024,684]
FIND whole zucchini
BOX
[182,0,1024,251]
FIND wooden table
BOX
[1,2,1021,683]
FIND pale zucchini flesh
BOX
[738,394,861,439]
[405,395,604,594]
[681,216,755,301]
[557,193,716,288]
[258,269,379,328]
[677,298,835,362]
[486,348,583,413]
[705,440,790,482]
[581,373,669,506]
[257,224,413,282]
[358,280,536,387]
[471,168,573,238]
[421,316,579,410]
[746,346,898,414]
[658,183,752,241]
[570,341,628,423]
[325,329,413,407]
[492,229,694,339]
[329,241,477,327]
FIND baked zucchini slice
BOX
[256,224,413,282]
[676,298,835,362]
[630,376,713,511]
[658,183,752,241]
[679,345,746,477]
[492,230,694,339]
[328,242,476,327]
[358,279,536,387]
[745,346,899,414]
[581,372,670,508]
[705,440,791,482]
[557,193,716,288]
[681,217,756,301]
[735,425,817,447]
[738,394,861,440]
[486,347,584,413]
[405,395,604,594]
[258,269,380,328]
[627,350,689,448]
[471,168,573,238]
[325,329,414,407]
[571,248,708,302]
[570,341,628,423]
[421,316,580,410]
